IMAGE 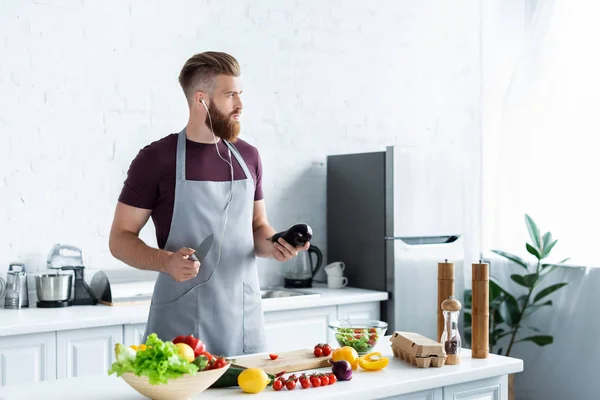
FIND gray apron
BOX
[143,128,266,357]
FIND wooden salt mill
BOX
[441,296,462,365]
[437,259,455,342]
[472,260,490,359]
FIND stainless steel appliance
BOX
[36,244,98,308]
[327,145,465,340]
[283,244,323,288]
[4,263,29,309]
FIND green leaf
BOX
[491,250,529,270]
[511,274,537,288]
[558,257,571,264]
[541,232,553,253]
[524,300,552,317]
[498,294,520,327]
[516,335,553,346]
[525,214,542,250]
[534,283,568,302]
[511,275,528,287]
[489,279,504,300]
[542,239,558,259]
[526,243,541,260]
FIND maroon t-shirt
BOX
[118,133,263,249]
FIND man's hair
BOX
[178,51,240,104]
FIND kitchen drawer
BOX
[56,325,123,379]
[123,323,147,347]
[337,302,381,321]
[0,332,56,387]
[263,306,337,352]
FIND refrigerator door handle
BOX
[384,235,461,246]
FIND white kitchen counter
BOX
[0,285,388,337]
[0,336,523,400]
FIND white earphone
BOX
[201,97,234,271]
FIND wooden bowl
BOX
[120,363,230,400]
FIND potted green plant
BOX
[463,214,570,399]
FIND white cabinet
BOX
[263,306,337,352]
[336,302,380,320]
[56,325,123,379]
[443,376,504,400]
[395,388,443,400]
[0,332,56,387]
[123,323,146,347]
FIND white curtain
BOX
[481,1,600,399]
[482,0,600,267]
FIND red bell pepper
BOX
[172,335,206,358]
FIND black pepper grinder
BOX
[441,296,462,365]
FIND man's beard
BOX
[205,101,241,142]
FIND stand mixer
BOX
[35,244,98,308]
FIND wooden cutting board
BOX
[232,349,331,374]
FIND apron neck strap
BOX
[224,141,253,183]
[176,128,187,182]
[176,129,254,184]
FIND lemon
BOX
[237,368,270,394]
[174,343,195,363]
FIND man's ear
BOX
[194,90,207,105]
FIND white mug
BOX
[325,261,345,276]
[327,275,348,289]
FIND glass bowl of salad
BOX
[329,319,388,355]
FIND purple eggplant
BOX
[267,224,313,247]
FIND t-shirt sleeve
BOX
[118,146,159,210]
[254,148,264,201]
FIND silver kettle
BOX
[4,263,29,309]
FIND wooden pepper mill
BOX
[472,260,490,358]
[441,296,462,365]
[437,259,455,342]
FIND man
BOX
[109,51,309,356]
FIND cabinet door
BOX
[395,388,443,400]
[443,376,504,400]
[337,302,381,320]
[264,306,337,352]
[56,325,123,379]
[0,332,56,386]
[123,323,147,347]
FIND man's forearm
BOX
[109,231,171,272]
[253,223,277,258]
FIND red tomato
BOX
[328,373,337,384]
[319,375,329,386]
[310,376,321,387]
[322,344,332,356]
[286,380,296,390]
[299,377,310,389]
[273,380,283,391]
[313,347,323,357]
[213,358,227,369]
[314,343,323,350]
[269,354,278,360]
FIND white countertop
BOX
[0,335,523,400]
[0,285,388,337]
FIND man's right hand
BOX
[163,248,200,282]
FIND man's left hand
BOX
[272,238,310,262]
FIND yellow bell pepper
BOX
[129,344,149,352]
[358,352,389,371]
[332,346,359,370]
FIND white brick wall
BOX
[0,0,481,287]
